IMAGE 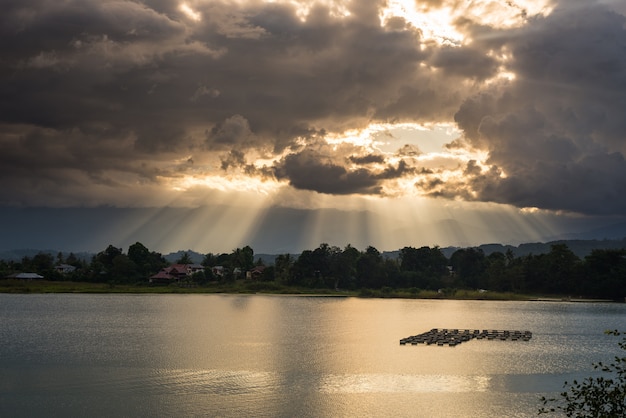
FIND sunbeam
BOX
[3,0,624,255]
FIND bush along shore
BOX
[0,279,606,302]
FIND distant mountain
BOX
[441,238,626,259]
[0,249,94,262]
[2,238,625,264]
[549,221,626,241]
[163,250,205,264]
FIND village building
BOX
[149,263,206,284]
[246,266,266,280]
[55,264,76,275]
[5,272,44,280]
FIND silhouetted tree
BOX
[202,253,218,267]
[544,244,580,294]
[128,242,167,280]
[111,254,137,283]
[400,246,448,289]
[485,252,507,291]
[274,254,294,285]
[581,249,626,299]
[335,245,360,289]
[450,248,487,289]
[230,246,254,273]
[176,252,193,265]
[91,245,125,282]
[356,246,386,289]
[65,252,81,268]
[292,250,315,286]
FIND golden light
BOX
[179,2,202,21]
[325,122,460,154]
[381,1,464,45]
[65,0,570,255]
[324,128,379,149]
[381,0,553,46]
[264,0,351,21]
[171,173,281,196]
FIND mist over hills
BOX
[3,238,625,264]
[440,238,626,259]
[2,206,626,256]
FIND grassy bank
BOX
[0,279,347,295]
[0,279,544,300]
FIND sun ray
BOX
[179,3,202,21]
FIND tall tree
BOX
[450,248,487,289]
[111,254,137,283]
[92,245,124,282]
[128,242,166,278]
[544,244,580,294]
[335,245,360,289]
[176,252,193,265]
[231,246,254,271]
[581,249,626,299]
[356,246,386,289]
[292,250,315,286]
[274,254,294,285]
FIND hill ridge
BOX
[2,237,625,263]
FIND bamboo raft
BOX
[400,328,532,347]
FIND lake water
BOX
[1,294,625,417]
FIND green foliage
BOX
[539,330,626,417]
[356,246,386,289]
[2,241,625,299]
[128,242,167,280]
[260,266,275,282]
[176,252,193,265]
[230,246,254,271]
[450,248,487,289]
[580,249,626,299]
[274,254,294,284]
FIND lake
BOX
[1,294,625,417]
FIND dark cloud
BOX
[273,149,383,195]
[442,153,626,215]
[349,154,386,165]
[220,149,247,171]
[429,46,499,80]
[397,144,422,156]
[447,1,626,215]
[0,0,624,216]
[0,0,494,205]
[208,115,256,149]
[377,160,416,179]
[272,147,417,195]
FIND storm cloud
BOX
[0,0,625,216]
[447,1,626,215]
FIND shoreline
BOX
[0,279,618,302]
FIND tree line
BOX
[1,242,625,300]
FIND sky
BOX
[1,0,626,255]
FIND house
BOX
[6,272,44,280]
[149,270,177,285]
[164,263,205,279]
[149,263,206,284]
[247,266,266,280]
[55,264,76,275]
[187,264,204,275]
[163,264,189,280]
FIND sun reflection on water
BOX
[318,373,491,393]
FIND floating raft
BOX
[400,329,532,347]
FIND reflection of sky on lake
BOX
[2,294,626,417]
[319,374,491,393]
